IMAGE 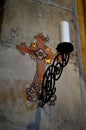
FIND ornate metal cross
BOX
[16,33,56,103]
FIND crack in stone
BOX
[0,41,17,48]
[34,0,73,12]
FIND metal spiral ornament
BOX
[39,42,74,107]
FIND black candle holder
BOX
[39,42,74,107]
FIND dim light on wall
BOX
[39,21,74,107]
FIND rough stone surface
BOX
[0,0,84,130]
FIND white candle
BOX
[59,21,70,43]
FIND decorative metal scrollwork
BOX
[39,42,74,107]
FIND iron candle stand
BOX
[39,42,74,107]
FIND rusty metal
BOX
[16,33,56,103]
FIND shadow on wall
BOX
[0,0,5,36]
[27,107,42,130]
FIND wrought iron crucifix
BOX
[16,33,56,104]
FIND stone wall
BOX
[0,0,84,130]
